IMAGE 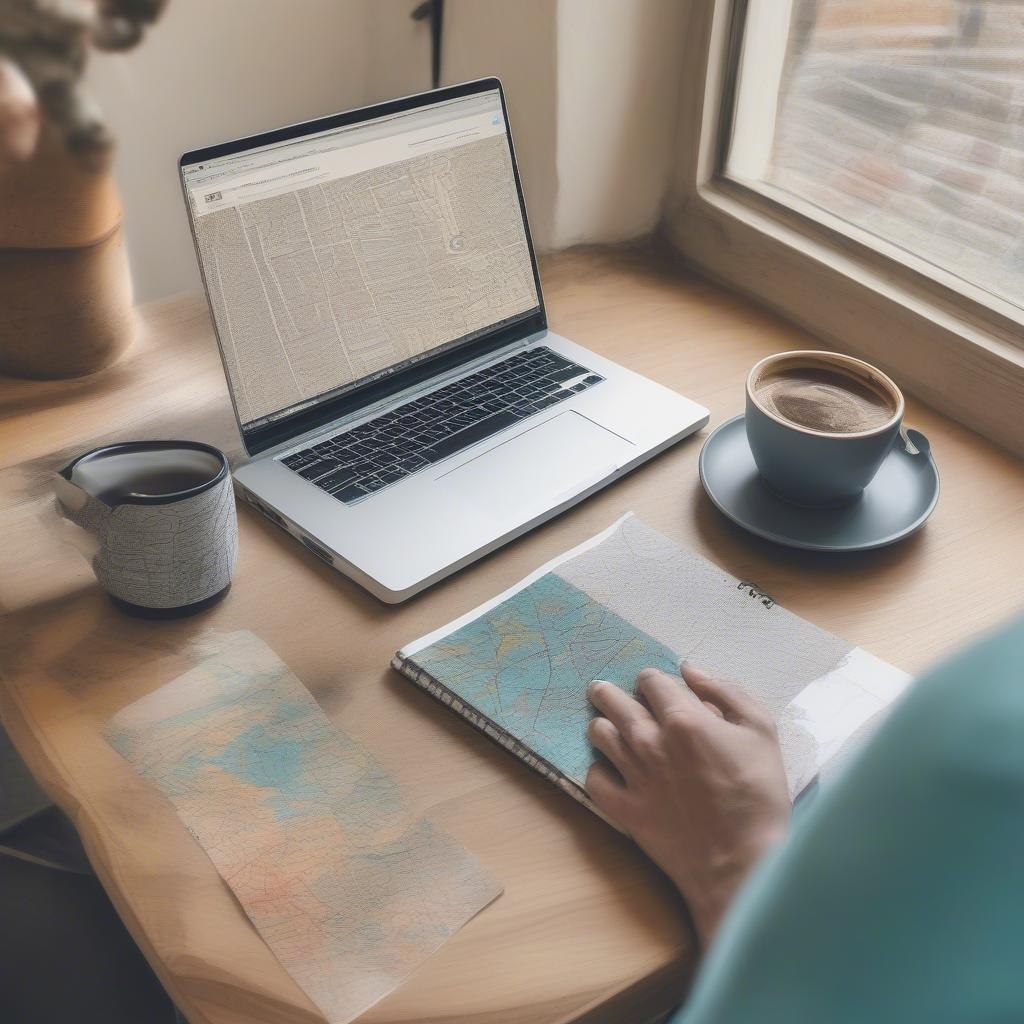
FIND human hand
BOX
[586,664,790,945]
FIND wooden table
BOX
[2,248,1023,1024]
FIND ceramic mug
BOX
[54,440,237,615]
[745,351,907,507]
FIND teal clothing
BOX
[675,615,1024,1023]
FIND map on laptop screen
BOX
[182,89,540,429]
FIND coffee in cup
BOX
[745,351,904,506]
[751,363,897,435]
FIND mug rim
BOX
[59,440,229,506]
[746,350,904,439]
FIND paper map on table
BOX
[105,631,500,1024]
[394,514,911,814]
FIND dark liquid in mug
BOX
[93,468,213,505]
[753,364,896,434]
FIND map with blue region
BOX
[413,572,681,784]
[105,631,499,1024]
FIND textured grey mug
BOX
[54,440,238,616]
[745,351,905,507]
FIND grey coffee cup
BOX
[745,351,904,507]
[53,440,238,616]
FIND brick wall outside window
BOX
[766,0,1024,307]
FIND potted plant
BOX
[0,0,166,378]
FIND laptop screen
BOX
[181,88,541,431]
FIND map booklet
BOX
[393,514,911,820]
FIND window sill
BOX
[666,181,1024,459]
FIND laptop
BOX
[179,78,708,603]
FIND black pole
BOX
[411,0,445,89]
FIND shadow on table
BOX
[0,725,183,1024]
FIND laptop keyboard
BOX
[279,346,604,505]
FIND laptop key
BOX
[538,353,575,370]
[299,460,338,480]
[546,364,587,383]
[334,484,368,503]
[421,410,520,463]
[317,467,358,491]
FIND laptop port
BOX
[299,535,334,565]
[240,487,287,528]
[257,502,286,528]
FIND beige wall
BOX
[554,0,687,247]
[88,0,686,302]
[443,0,688,251]
[442,0,560,252]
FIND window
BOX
[727,0,1024,311]
[668,0,1024,458]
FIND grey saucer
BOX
[699,415,939,552]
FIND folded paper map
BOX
[394,514,910,817]
[106,631,501,1024]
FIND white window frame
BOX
[667,0,1024,458]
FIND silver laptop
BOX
[180,78,708,603]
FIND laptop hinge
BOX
[241,306,548,459]
[254,329,545,460]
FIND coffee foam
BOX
[753,364,896,434]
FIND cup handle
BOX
[896,426,931,458]
[53,472,107,537]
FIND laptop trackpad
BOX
[438,411,634,520]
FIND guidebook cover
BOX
[393,514,909,817]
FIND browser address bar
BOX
[190,109,504,216]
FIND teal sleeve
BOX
[674,615,1024,1024]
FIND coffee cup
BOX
[745,351,905,507]
[53,440,238,615]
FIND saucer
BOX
[699,415,939,552]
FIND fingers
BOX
[587,716,636,781]
[635,666,702,722]
[585,760,630,825]
[587,679,652,736]
[681,664,774,732]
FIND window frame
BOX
[668,0,1024,458]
